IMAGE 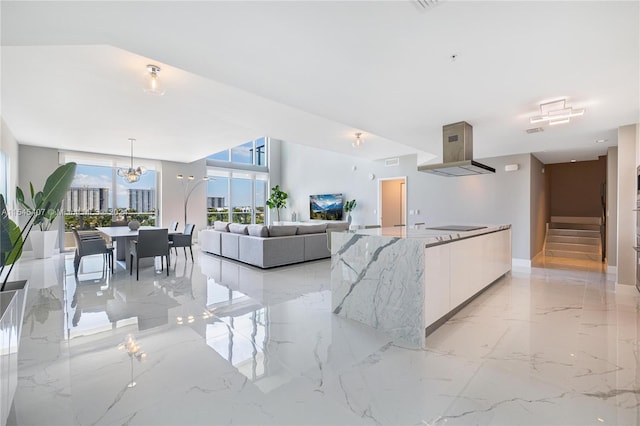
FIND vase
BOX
[347,213,352,225]
[29,230,58,259]
[128,220,141,231]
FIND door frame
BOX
[378,176,407,227]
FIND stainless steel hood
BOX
[418,121,495,177]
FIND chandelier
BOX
[117,138,147,183]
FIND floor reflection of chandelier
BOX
[117,138,147,183]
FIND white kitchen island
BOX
[331,224,511,347]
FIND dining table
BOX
[96,226,178,269]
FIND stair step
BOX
[550,216,602,225]
[547,235,600,245]
[549,223,601,231]
[548,229,600,237]
[545,242,600,253]
[544,249,602,260]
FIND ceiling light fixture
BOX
[352,132,364,148]
[530,99,584,125]
[117,138,147,183]
[144,64,165,96]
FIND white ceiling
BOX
[1,1,638,165]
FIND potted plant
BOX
[2,162,77,288]
[266,184,288,224]
[15,163,77,258]
[344,199,357,225]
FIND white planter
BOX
[0,280,29,426]
[30,230,58,259]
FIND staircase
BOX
[544,216,603,261]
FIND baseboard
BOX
[512,258,531,270]
[615,283,638,295]
[20,248,61,259]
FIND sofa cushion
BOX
[268,225,298,237]
[297,223,327,235]
[247,224,269,237]
[326,222,349,231]
[229,223,249,235]
[213,221,231,232]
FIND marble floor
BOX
[4,246,640,425]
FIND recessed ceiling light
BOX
[571,159,577,163]
[595,139,608,143]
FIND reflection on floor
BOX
[5,247,640,425]
[532,253,607,273]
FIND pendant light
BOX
[117,138,147,183]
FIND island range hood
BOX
[418,121,495,177]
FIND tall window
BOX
[62,158,158,232]
[206,170,267,225]
[208,137,269,168]
[206,138,269,225]
[0,151,8,204]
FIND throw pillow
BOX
[247,224,269,237]
[296,223,327,235]
[229,223,249,235]
[213,221,231,232]
[268,225,298,237]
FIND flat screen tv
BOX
[309,193,343,220]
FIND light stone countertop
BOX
[343,224,511,247]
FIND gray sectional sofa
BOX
[199,221,349,268]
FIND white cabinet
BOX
[424,244,451,326]
[424,229,512,328]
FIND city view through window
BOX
[207,138,269,225]
[64,164,157,231]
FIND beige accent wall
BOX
[607,147,618,268]
[529,154,548,259]
[547,157,607,218]
[617,124,638,286]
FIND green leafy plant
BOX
[16,162,77,231]
[1,162,77,290]
[266,184,288,222]
[344,199,357,213]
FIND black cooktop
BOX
[425,225,488,232]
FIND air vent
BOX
[526,127,544,134]
[415,0,442,8]
[385,158,400,167]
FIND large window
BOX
[207,170,267,225]
[0,151,8,204]
[206,138,269,225]
[62,158,158,232]
[208,137,268,168]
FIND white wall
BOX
[616,124,637,286]
[160,159,207,237]
[280,141,534,260]
[18,144,63,250]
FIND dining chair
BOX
[130,229,170,280]
[170,224,195,261]
[169,221,179,232]
[72,227,114,276]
